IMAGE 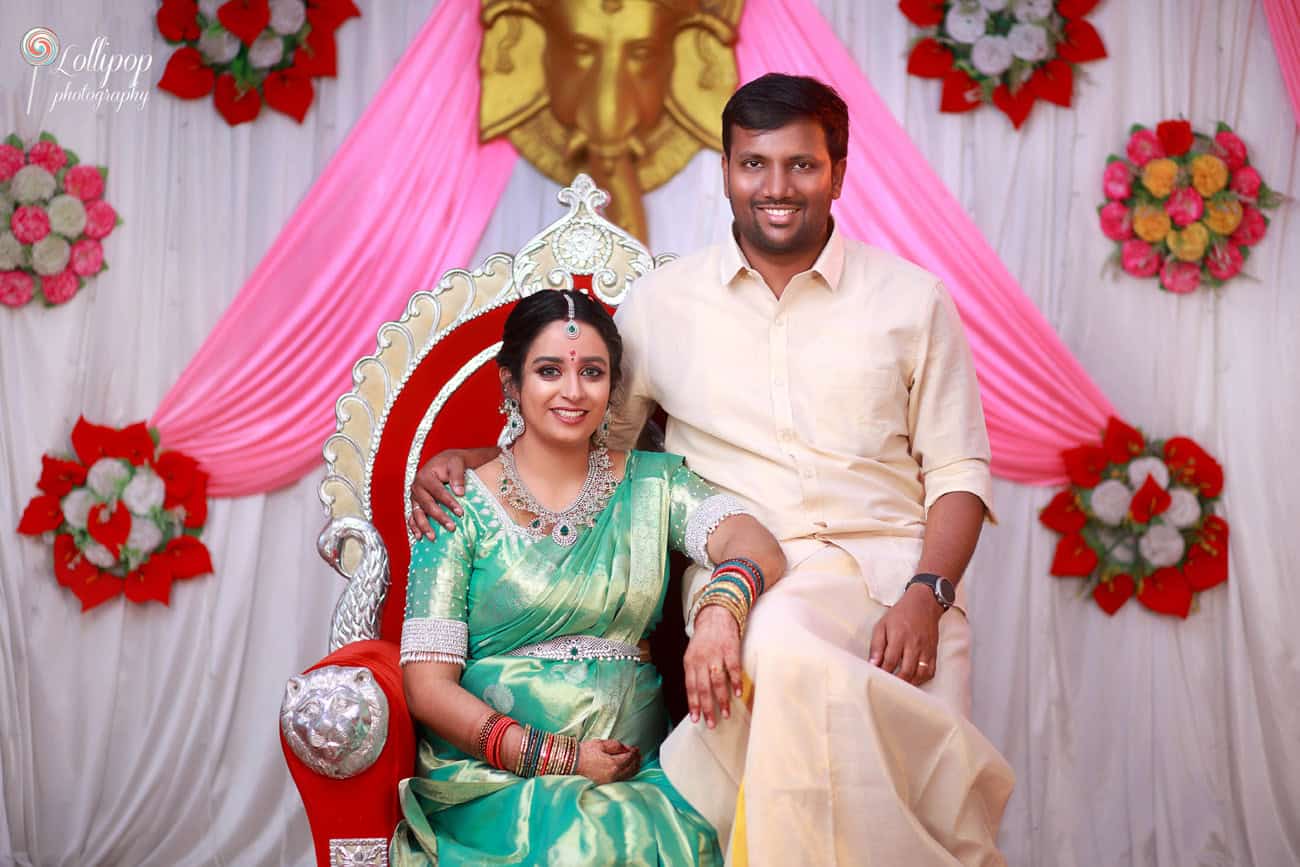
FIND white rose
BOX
[12,164,56,204]
[971,35,1013,76]
[1139,523,1186,568]
[1164,488,1202,529]
[1127,456,1170,490]
[47,194,87,238]
[1089,479,1132,526]
[31,234,70,276]
[0,232,25,270]
[1008,22,1049,61]
[198,29,241,65]
[980,0,1009,10]
[61,488,97,530]
[125,517,164,555]
[269,0,307,35]
[248,34,285,69]
[122,466,166,515]
[945,6,989,44]
[87,457,132,499]
[198,0,222,19]
[1014,0,1053,21]
[1098,528,1136,565]
[82,540,118,569]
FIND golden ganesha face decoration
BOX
[480,0,744,242]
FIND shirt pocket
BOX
[810,367,905,456]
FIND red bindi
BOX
[569,350,577,361]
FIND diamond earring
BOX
[498,397,525,449]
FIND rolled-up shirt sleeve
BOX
[907,282,996,523]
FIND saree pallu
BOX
[392,451,724,866]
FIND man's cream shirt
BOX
[609,223,994,605]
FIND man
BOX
[412,74,1013,865]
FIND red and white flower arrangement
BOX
[0,132,118,308]
[17,418,214,611]
[1099,119,1285,294]
[900,0,1107,129]
[1040,417,1228,618]
[157,0,361,126]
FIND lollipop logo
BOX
[21,27,59,66]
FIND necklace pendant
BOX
[552,522,578,546]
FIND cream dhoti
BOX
[661,540,1015,867]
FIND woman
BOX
[393,289,786,865]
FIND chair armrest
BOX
[280,640,415,867]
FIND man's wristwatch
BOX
[906,573,956,611]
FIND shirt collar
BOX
[718,219,845,292]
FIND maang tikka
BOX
[563,293,580,339]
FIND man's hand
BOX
[868,584,943,687]
[683,606,744,728]
[408,449,476,538]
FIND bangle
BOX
[715,557,765,595]
[484,714,518,771]
[475,711,503,760]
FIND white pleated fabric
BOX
[1,1,1298,866]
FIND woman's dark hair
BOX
[496,289,624,395]
[721,73,849,164]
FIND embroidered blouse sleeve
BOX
[401,506,478,667]
[667,461,750,570]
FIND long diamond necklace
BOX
[498,446,618,546]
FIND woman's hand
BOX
[575,739,641,784]
[683,606,744,729]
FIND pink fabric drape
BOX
[735,0,1116,484]
[1262,0,1300,127]
[151,0,517,495]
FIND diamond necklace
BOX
[497,446,618,546]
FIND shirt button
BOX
[773,376,785,387]
[779,430,793,443]
[774,317,785,328]
[801,467,814,479]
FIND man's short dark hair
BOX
[721,73,849,163]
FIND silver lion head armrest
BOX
[280,665,389,779]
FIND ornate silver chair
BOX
[279,176,673,867]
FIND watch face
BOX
[936,578,956,606]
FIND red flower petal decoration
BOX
[162,536,215,580]
[107,422,156,465]
[124,558,175,605]
[898,0,945,26]
[939,70,983,114]
[306,0,361,30]
[1156,120,1194,157]
[156,450,200,507]
[53,533,98,588]
[218,0,271,47]
[87,502,132,557]
[18,494,64,535]
[1040,490,1087,534]
[1164,437,1224,497]
[1028,60,1074,108]
[1056,0,1101,17]
[38,455,88,496]
[1062,444,1108,487]
[1128,474,1173,524]
[181,485,209,529]
[1184,544,1228,592]
[1093,574,1135,615]
[157,46,216,100]
[992,83,1036,129]
[1102,417,1145,464]
[71,416,120,466]
[1051,533,1098,577]
[1056,19,1107,63]
[68,571,125,612]
[157,0,201,42]
[1138,567,1193,618]
[214,74,263,126]
[907,38,954,79]
[263,70,315,123]
[294,25,338,78]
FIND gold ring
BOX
[917,661,931,669]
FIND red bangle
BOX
[484,715,517,770]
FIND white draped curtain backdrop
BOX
[1,1,1296,864]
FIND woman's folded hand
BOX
[575,738,641,784]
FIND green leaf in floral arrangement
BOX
[4,134,23,149]
[97,166,108,184]
[39,131,58,143]
[1106,154,1124,164]
[65,150,79,167]
[1216,121,1232,134]
[1128,123,1148,135]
